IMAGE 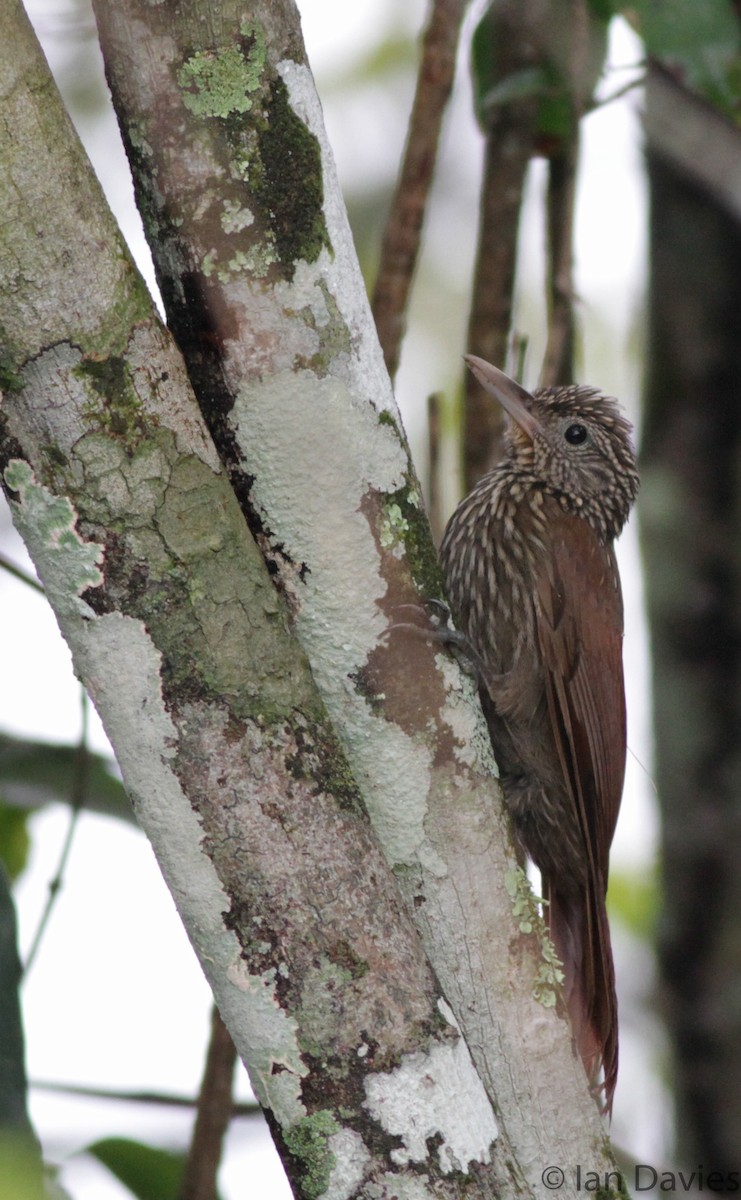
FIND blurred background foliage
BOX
[4,0,741,1195]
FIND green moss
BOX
[93,266,153,360]
[0,361,24,394]
[377,410,399,431]
[254,78,332,279]
[178,26,266,120]
[177,27,330,283]
[74,356,149,453]
[41,444,70,471]
[285,718,364,816]
[383,483,444,597]
[313,749,364,813]
[594,1177,630,1200]
[284,1111,338,1200]
[71,428,315,723]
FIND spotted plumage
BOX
[440,357,638,1114]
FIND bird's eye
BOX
[564,422,588,445]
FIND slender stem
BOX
[23,690,89,976]
[463,121,535,489]
[371,0,467,381]
[540,133,579,388]
[31,1076,258,1116]
[0,552,44,596]
[178,1006,238,1200]
[588,74,645,112]
[426,391,443,545]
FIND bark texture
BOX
[88,4,622,1189]
[0,6,502,1196]
[0,0,626,1192]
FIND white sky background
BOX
[6,2,663,1196]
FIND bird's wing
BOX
[533,506,626,883]
[532,505,625,1109]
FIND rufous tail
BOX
[546,881,618,1115]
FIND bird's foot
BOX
[387,600,485,683]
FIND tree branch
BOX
[463,118,535,485]
[540,134,579,388]
[0,5,500,1196]
[371,0,468,381]
[463,0,606,481]
[179,1007,237,1200]
[88,0,622,1190]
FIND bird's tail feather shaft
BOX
[546,882,618,1115]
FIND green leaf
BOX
[626,0,741,111]
[478,65,551,111]
[0,1134,47,1200]
[87,1137,223,1200]
[0,734,132,826]
[0,805,30,881]
[471,1,608,141]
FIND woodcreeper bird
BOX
[440,355,639,1113]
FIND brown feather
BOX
[533,507,624,1107]
[440,359,638,1115]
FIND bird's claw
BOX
[386,599,485,684]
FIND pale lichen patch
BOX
[231,371,445,870]
[227,957,308,1127]
[379,502,410,553]
[221,199,254,233]
[4,460,103,617]
[363,1002,498,1174]
[324,1128,371,1200]
[436,652,501,774]
[178,26,266,121]
[370,1176,438,1200]
[232,369,405,659]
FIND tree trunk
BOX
[642,66,741,1170]
[0,0,621,1193]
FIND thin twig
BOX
[426,391,443,545]
[31,1077,259,1116]
[540,133,579,388]
[178,1005,238,1200]
[463,119,536,488]
[588,74,645,111]
[23,689,90,976]
[371,0,468,381]
[0,551,44,595]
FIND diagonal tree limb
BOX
[0,6,502,1196]
[88,0,623,1189]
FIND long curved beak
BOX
[464,355,541,441]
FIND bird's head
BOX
[465,355,639,539]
